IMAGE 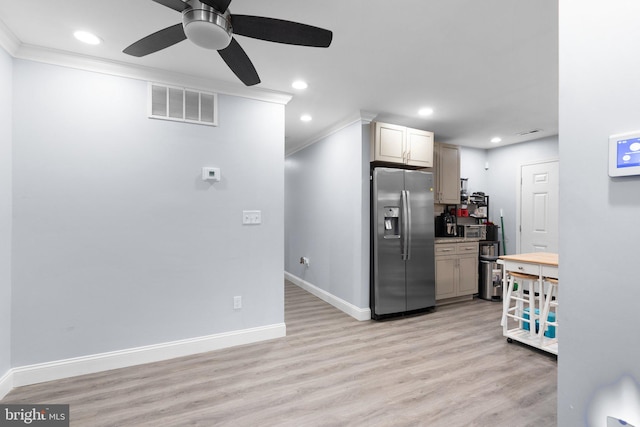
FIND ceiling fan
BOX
[123,0,333,86]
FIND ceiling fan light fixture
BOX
[183,8,232,50]
[124,0,333,86]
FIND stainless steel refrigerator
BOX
[371,167,435,319]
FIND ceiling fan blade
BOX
[232,15,332,47]
[218,38,260,86]
[123,24,187,57]
[200,0,232,13]
[151,0,190,12]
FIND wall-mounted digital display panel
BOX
[609,130,640,177]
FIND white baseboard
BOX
[285,272,371,321]
[10,323,286,389]
[0,369,13,400]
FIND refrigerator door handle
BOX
[401,190,410,261]
[406,190,412,260]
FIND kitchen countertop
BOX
[434,237,482,243]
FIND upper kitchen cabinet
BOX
[371,121,434,167]
[434,143,460,204]
[406,128,434,167]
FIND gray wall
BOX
[486,136,558,254]
[283,128,560,310]
[459,146,488,196]
[0,46,12,377]
[559,2,640,425]
[458,140,559,254]
[284,120,370,308]
[11,60,284,366]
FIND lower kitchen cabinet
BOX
[435,256,457,299]
[435,241,479,302]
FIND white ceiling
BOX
[0,0,558,154]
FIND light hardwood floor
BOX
[2,281,557,426]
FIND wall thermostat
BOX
[202,167,221,182]
[609,131,640,177]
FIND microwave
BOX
[458,224,486,239]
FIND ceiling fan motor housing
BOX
[183,1,232,50]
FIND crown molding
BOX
[285,110,379,156]
[2,35,292,105]
[360,110,378,123]
[0,18,19,55]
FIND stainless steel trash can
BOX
[479,256,502,301]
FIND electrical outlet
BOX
[242,210,261,225]
[233,296,242,310]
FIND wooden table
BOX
[498,252,559,354]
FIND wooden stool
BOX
[501,271,539,334]
[538,277,558,345]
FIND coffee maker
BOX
[436,209,457,237]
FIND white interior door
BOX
[518,160,559,253]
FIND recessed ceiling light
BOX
[292,80,308,90]
[418,107,434,117]
[300,114,312,122]
[74,31,101,45]
[491,137,502,144]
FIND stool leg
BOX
[538,282,553,344]
[501,275,515,328]
[528,279,536,338]
[555,286,560,339]
[515,279,524,327]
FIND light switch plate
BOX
[243,210,261,225]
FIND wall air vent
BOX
[148,83,218,126]
[516,129,542,136]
